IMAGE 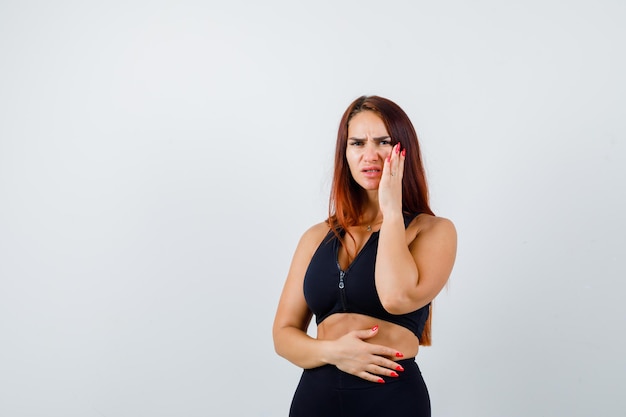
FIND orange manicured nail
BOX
[377,378,385,384]
[396,365,404,371]
[390,371,399,377]
[371,325,378,332]
[395,352,404,358]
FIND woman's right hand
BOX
[327,325,405,383]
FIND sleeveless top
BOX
[303,214,429,339]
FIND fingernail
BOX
[395,352,404,358]
[386,155,391,162]
[396,365,404,371]
[390,371,399,377]
[401,149,406,157]
[395,144,400,154]
[377,378,385,384]
[371,325,378,332]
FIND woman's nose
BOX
[363,143,379,162]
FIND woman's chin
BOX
[358,181,380,192]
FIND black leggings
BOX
[289,358,430,417]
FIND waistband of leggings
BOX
[303,358,422,389]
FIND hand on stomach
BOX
[315,313,419,383]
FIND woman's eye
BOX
[380,140,391,146]
[350,141,364,146]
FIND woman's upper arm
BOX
[273,223,328,333]
[407,217,457,308]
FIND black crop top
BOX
[303,214,430,339]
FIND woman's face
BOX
[346,111,393,191]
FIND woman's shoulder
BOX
[296,220,333,252]
[409,213,456,241]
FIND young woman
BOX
[273,95,457,416]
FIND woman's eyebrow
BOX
[348,136,390,141]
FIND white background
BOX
[1,1,625,416]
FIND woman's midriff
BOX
[316,313,420,359]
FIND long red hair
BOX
[327,95,435,345]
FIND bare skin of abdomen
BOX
[316,313,420,360]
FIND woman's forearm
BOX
[273,326,332,369]
[375,212,421,313]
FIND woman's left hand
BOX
[378,143,405,217]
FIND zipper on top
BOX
[337,266,347,311]
[333,231,376,313]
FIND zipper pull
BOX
[339,270,345,289]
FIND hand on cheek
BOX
[379,143,405,216]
